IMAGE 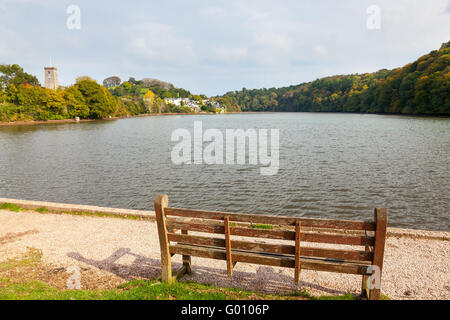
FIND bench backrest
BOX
[154,194,387,278]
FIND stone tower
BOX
[44,67,58,90]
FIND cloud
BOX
[314,46,328,58]
[0,27,31,61]
[0,0,449,95]
[210,46,249,64]
[253,32,293,51]
[122,23,195,68]
[201,7,226,18]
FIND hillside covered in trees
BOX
[106,77,240,113]
[218,41,450,115]
[0,67,219,122]
[106,76,197,114]
[0,66,148,122]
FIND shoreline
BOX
[0,112,217,127]
[1,111,448,127]
[1,197,448,240]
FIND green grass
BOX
[229,223,273,230]
[251,223,273,230]
[0,278,301,300]
[52,210,142,220]
[286,290,356,300]
[0,248,388,300]
[0,203,21,212]
[0,278,371,300]
[1,278,349,300]
[0,247,42,272]
[0,203,146,221]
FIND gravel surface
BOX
[0,209,448,300]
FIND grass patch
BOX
[0,247,42,272]
[285,290,355,300]
[311,293,356,300]
[54,210,142,220]
[0,279,305,300]
[251,223,273,230]
[230,222,273,230]
[0,203,148,221]
[0,203,21,212]
[0,278,371,300]
[0,249,388,300]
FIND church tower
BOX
[44,66,58,90]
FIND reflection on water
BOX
[0,113,449,231]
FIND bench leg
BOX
[173,264,189,280]
[361,275,369,299]
[161,260,173,284]
[363,267,382,300]
[181,230,192,275]
[294,221,301,285]
[182,255,191,275]
[155,194,173,284]
[369,208,387,300]
[369,287,381,300]
[361,243,370,299]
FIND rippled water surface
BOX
[0,113,448,231]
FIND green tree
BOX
[75,79,118,118]
[0,64,40,88]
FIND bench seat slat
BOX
[168,233,374,261]
[165,207,375,231]
[169,244,370,275]
[166,220,375,246]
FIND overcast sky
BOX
[0,0,449,96]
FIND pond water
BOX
[0,113,448,231]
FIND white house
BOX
[164,98,190,106]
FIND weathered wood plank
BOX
[154,194,172,284]
[295,221,301,284]
[165,207,375,231]
[361,241,371,299]
[169,245,369,275]
[167,220,374,246]
[169,233,225,247]
[181,229,192,275]
[302,232,375,246]
[224,216,233,276]
[301,247,373,261]
[168,233,374,261]
[369,208,387,300]
[167,220,224,234]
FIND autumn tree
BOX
[0,64,40,89]
[103,76,121,88]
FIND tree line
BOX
[0,66,147,122]
[0,67,216,122]
[218,41,449,115]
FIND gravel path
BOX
[0,209,448,300]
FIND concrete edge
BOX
[0,197,155,221]
[1,198,448,241]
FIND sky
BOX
[0,0,449,96]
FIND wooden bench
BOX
[154,194,387,300]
